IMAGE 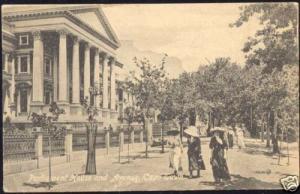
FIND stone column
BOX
[31,31,44,112]
[34,128,43,168]
[110,58,116,111]
[94,49,100,107]
[64,125,73,162]
[102,54,109,109]
[84,43,91,100]
[53,53,58,102]
[130,130,134,144]
[9,53,16,117]
[72,36,80,105]
[119,130,124,151]
[58,30,68,103]
[105,129,110,153]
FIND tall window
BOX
[44,57,52,76]
[19,35,29,46]
[19,55,30,73]
[20,90,28,113]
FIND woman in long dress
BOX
[168,133,183,176]
[209,128,231,183]
[236,125,246,149]
[187,136,201,178]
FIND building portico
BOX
[2,5,122,129]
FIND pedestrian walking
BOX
[236,124,246,149]
[227,128,235,149]
[209,127,231,183]
[184,126,205,178]
[167,129,184,177]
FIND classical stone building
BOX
[2,5,130,130]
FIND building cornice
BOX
[3,10,120,50]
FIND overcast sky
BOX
[103,3,260,72]
[3,4,262,75]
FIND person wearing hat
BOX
[185,126,205,178]
[209,127,231,183]
[167,129,183,177]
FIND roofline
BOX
[3,6,121,49]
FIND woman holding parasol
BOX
[209,127,231,183]
[184,126,205,178]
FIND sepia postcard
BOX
[2,3,299,192]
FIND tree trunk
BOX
[250,105,253,136]
[85,123,97,174]
[266,112,271,148]
[143,120,148,158]
[161,121,165,153]
[261,117,264,142]
[48,136,52,190]
[128,124,130,163]
[272,111,279,154]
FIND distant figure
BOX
[236,124,246,149]
[209,127,231,183]
[227,128,235,149]
[168,131,183,177]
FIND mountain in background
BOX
[117,40,185,79]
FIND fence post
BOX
[34,127,43,169]
[65,125,73,162]
[146,119,153,145]
[105,129,110,154]
[120,130,124,151]
[131,129,135,144]
[140,130,143,143]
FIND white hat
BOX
[184,126,200,137]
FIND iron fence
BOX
[73,132,87,151]
[124,131,130,144]
[110,132,119,147]
[95,132,106,149]
[42,135,65,157]
[3,134,36,162]
[134,131,140,143]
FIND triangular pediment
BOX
[69,6,120,46]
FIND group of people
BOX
[167,125,244,183]
[226,123,246,150]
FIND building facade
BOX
[2,5,127,130]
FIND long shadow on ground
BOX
[201,174,279,190]
[23,181,58,189]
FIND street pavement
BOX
[3,138,299,192]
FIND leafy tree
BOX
[232,3,298,152]
[171,72,194,139]
[124,55,167,158]
[123,106,138,162]
[30,102,65,189]
[81,86,101,174]
[231,3,298,73]
[157,78,177,153]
